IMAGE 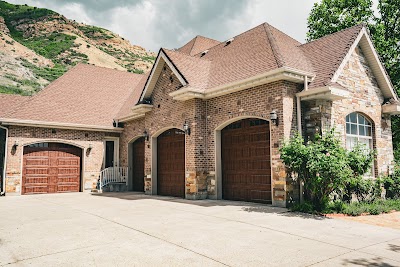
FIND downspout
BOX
[0,125,8,196]
[297,76,308,203]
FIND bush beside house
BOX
[281,130,400,215]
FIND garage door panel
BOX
[22,143,81,195]
[222,119,271,204]
[157,129,185,198]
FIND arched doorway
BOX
[221,118,271,204]
[22,142,82,194]
[157,128,185,198]
[129,137,145,192]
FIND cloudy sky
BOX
[6,0,377,52]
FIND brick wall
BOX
[5,126,111,194]
[120,62,301,206]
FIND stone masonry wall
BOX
[303,46,394,175]
[5,126,111,194]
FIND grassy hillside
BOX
[0,1,155,95]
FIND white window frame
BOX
[345,112,374,176]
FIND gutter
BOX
[170,67,315,101]
[0,118,124,133]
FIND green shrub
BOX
[281,130,355,210]
[383,166,400,199]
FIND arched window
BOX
[345,112,372,151]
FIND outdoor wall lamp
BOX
[183,121,191,135]
[270,110,279,126]
[86,144,93,155]
[12,140,19,149]
[143,130,149,141]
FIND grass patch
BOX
[21,59,68,82]
[19,33,77,59]
[291,199,400,216]
[0,84,32,95]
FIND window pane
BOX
[346,115,350,122]
[351,123,357,135]
[350,113,357,123]
[346,123,351,134]
[359,125,366,136]
[366,126,372,136]
[358,114,365,125]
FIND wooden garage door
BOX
[22,143,81,195]
[132,137,145,192]
[157,129,185,198]
[222,119,271,204]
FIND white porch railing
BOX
[99,167,128,189]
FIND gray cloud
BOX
[6,0,319,51]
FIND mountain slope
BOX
[0,1,155,95]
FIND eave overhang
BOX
[382,103,400,115]
[297,86,351,101]
[117,104,153,123]
[0,118,124,133]
[170,67,315,101]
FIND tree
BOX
[307,0,374,41]
[307,0,400,161]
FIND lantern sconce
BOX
[183,121,191,135]
[12,140,19,150]
[86,144,93,155]
[143,130,149,141]
[270,110,279,126]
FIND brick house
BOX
[0,23,398,207]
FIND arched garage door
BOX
[22,142,82,194]
[221,118,271,204]
[157,129,185,198]
[131,137,145,192]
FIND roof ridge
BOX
[300,23,365,46]
[263,23,285,68]
[190,23,268,57]
[187,36,198,56]
[164,48,212,62]
[195,35,220,43]
[76,62,146,76]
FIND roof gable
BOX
[178,35,221,56]
[139,49,189,101]
[331,27,397,100]
[300,24,364,89]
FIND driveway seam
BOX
[33,197,231,267]
[1,242,116,266]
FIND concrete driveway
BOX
[1,193,400,267]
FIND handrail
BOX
[99,167,128,189]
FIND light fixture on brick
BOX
[143,130,149,141]
[270,110,279,126]
[12,140,19,149]
[183,121,191,135]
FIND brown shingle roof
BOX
[116,72,150,120]
[163,49,211,91]
[0,94,28,117]
[166,23,315,91]
[178,35,221,56]
[2,64,144,128]
[300,24,364,88]
[165,23,366,92]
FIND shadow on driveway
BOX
[91,192,330,220]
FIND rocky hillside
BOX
[0,1,155,95]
